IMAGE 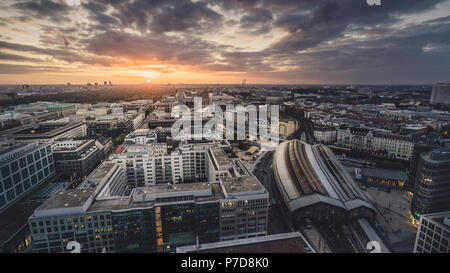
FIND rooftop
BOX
[176,232,313,253]
[35,188,95,211]
[136,182,212,195]
[273,139,374,213]
[210,145,232,168]
[361,168,407,181]
[221,176,263,194]
[87,198,131,212]
[89,162,116,180]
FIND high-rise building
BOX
[0,142,55,212]
[410,148,450,226]
[413,211,450,253]
[430,83,450,105]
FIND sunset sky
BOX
[0,0,450,85]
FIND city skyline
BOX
[0,0,450,85]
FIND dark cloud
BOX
[0,40,114,66]
[82,0,223,34]
[239,7,273,35]
[2,0,450,83]
[12,0,71,23]
[269,0,446,52]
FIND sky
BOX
[0,0,450,85]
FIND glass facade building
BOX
[0,142,55,212]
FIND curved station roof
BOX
[273,140,374,213]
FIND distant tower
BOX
[430,83,450,105]
[109,81,112,86]
[104,81,107,86]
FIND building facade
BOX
[430,83,450,105]
[28,140,269,253]
[0,142,55,212]
[52,140,104,178]
[279,119,299,138]
[337,127,414,159]
[410,148,450,226]
[413,211,450,253]
[314,126,337,143]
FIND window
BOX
[34,151,40,161]
[15,184,23,195]
[29,164,36,174]
[13,173,21,185]
[0,195,6,207]
[31,175,38,185]
[27,154,34,164]
[37,171,44,181]
[3,177,13,189]
[6,189,15,202]
[1,166,10,178]
[10,161,19,172]
[19,157,27,167]
[23,179,31,190]
[21,169,29,180]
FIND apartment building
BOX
[279,119,299,138]
[337,127,414,159]
[314,126,337,143]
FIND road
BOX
[252,151,290,235]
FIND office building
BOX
[52,140,104,178]
[28,140,269,253]
[0,142,55,212]
[410,148,450,226]
[413,211,450,253]
[0,121,87,144]
[87,118,133,138]
[28,167,268,253]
